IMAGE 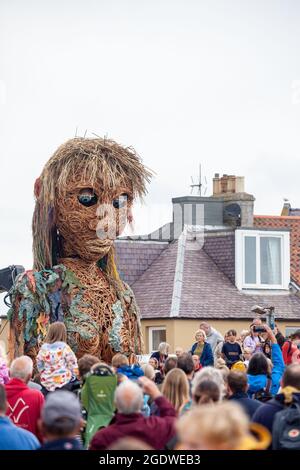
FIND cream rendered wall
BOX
[1,316,299,357]
[141,318,300,354]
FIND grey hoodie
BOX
[206,327,224,352]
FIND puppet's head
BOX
[32,137,152,271]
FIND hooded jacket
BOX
[247,343,285,397]
[89,395,176,450]
[5,378,44,440]
[117,364,144,380]
[205,328,223,353]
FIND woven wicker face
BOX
[55,175,132,262]
[32,137,152,270]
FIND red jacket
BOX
[5,378,44,441]
[90,395,176,450]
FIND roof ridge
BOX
[169,229,187,318]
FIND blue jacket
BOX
[0,416,40,450]
[228,392,262,419]
[150,351,168,363]
[247,343,285,397]
[117,364,144,380]
[190,342,214,367]
[39,437,83,450]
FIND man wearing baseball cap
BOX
[38,391,83,450]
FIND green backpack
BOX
[81,364,117,448]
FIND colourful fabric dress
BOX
[37,341,78,392]
[0,358,9,385]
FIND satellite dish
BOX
[224,203,241,226]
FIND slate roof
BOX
[126,236,300,321]
[290,208,300,217]
[180,242,300,320]
[115,240,168,285]
[129,242,178,318]
[203,234,235,285]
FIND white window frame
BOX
[148,326,166,353]
[235,229,290,290]
[285,326,300,338]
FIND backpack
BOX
[272,401,300,450]
[81,364,117,448]
[253,378,273,403]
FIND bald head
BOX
[199,322,211,335]
[10,356,33,383]
[115,380,143,415]
[282,364,300,390]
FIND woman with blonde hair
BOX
[190,329,213,368]
[141,364,156,381]
[37,321,78,393]
[161,368,191,415]
[176,402,271,450]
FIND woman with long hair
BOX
[37,322,79,393]
[161,368,191,415]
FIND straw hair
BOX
[45,322,67,344]
[32,137,152,271]
[161,368,190,413]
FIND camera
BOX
[251,305,267,315]
[251,305,275,330]
[252,325,266,333]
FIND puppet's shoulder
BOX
[10,264,67,298]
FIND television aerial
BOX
[190,164,207,196]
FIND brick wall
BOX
[254,216,300,286]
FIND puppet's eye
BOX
[78,188,98,207]
[112,193,128,209]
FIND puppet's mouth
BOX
[96,227,117,241]
[86,238,113,252]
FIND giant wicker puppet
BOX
[8,138,152,363]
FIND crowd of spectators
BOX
[1,319,300,451]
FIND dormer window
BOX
[235,229,290,290]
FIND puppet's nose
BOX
[88,218,109,231]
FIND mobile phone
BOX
[253,326,266,333]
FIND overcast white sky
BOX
[1,0,300,272]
